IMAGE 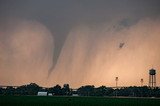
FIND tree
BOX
[62,84,71,95]
[4,86,15,95]
[15,83,40,95]
[48,84,62,95]
[95,86,113,96]
[77,85,95,96]
[0,88,3,95]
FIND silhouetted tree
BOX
[14,83,40,95]
[94,86,113,96]
[1,83,160,97]
[48,84,62,95]
[62,84,71,95]
[4,86,15,95]
[77,85,95,96]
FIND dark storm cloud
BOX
[1,0,160,29]
[1,0,160,64]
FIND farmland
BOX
[0,96,160,106]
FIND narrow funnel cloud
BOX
[0,20,54,86]
[49,18,160,88]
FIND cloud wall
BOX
[0,20,54,86]
[49,18,160,87]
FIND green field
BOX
[0,96,160,106]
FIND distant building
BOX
[71,89,79,96]
[72,94,79,96]
[37,91,48,96]
[48,93,53,96]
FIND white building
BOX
[37,92,48,96]
[48,93,53,96]
[72,94,79,96]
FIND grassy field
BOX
[0,96,160,106]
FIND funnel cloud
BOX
[49,18,160,87]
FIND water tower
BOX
[149,68,156,88]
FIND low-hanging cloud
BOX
[0,20,54,86]
[0,17,160,88]
[49,18,160,88]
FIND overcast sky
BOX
[1,0,160,62]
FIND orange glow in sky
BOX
[0,18,160,88]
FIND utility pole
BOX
[115,77,118,88]
[115,77,118,97]
[140,78,143,87]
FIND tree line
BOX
[0,83,160,97]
